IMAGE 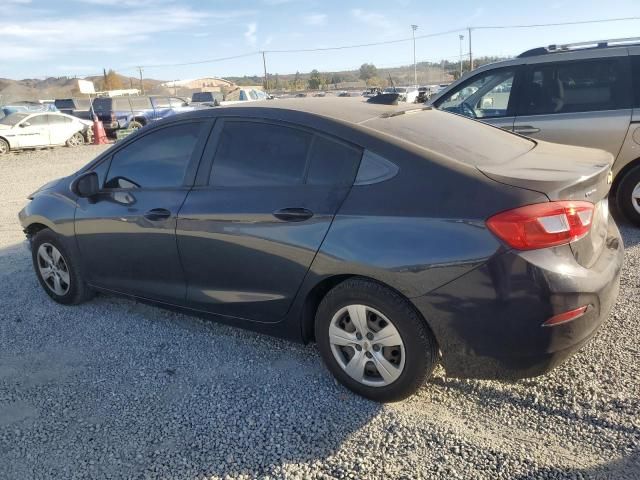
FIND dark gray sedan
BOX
[19,98,623,402]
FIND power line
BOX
[474,16,640,30]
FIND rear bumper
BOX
[412,220,624,380]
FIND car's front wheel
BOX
[31,229,93,305]
[0,138,9,155]
[615,164,640,227]
[315,278,438,402]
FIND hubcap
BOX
[0,142,7,154]
[329,304,405,387]
[632,182,640,215]
[37,243,70,296]
[70,133,83,146]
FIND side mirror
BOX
[72,171,100,198]
[20,122,30,128]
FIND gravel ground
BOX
[0,145,639,480]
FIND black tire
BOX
[0,138,9,155]
[31,229,94,305]
[128,120,144,130]
[615,165,640,226]
[315,278,438,402]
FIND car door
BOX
[15,114,50,147]
[74,119,212,303]
[176,119,362,322]
[46,114,75,145]
[432,66,523,131]
[512,54,632,155]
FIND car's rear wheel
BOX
[615,165,640,226]
[315,278,438,402]
[66,132,84,148]
[0,138,9,155]
[128,120,144,130]
[31,229,94,305]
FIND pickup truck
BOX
[91,96,194,135]
[190,91,222,107]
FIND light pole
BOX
[411,25,418,86]
[459,34,464,77]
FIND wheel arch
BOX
[612,156,640,198]
[132,116,147,125]
[300,274,439,348]
[24,222,50,239]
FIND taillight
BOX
[486,201,594,250]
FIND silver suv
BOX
[428,38,640,225]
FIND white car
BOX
[0,112,93,155]
[382,86,419,103]
[220,88,268,106]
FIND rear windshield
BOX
[55,99,75,109]
[365,109,535,167]
[192,92,213,102]
[92,98,112,111]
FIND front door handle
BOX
[144,208,171,221]
[513,125,541,135]
[273,208,314,222]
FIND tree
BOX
[359,63,377,82]
[103,69,123,90]
[293,71,304,91]
[308,69,323,90]
[330,74,343,87]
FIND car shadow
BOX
[0,242,382,479]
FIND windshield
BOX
[0,113,29,126]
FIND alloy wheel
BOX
[329,304,405,387]
[632,182,640,215]
[37,243,70,296]
[68,133,84,147]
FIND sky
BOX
[1,0,640,81]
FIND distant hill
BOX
[0,56,508,103]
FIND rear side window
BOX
[47,115,72,124]
[92,98,112,111]
[104,122,204,189]
[521,58,631,115]
[129,97,152,109]
[306,136,362,186]
[631,55,640,108]
[210,121,311,187]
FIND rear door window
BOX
[306,136,362,186]
[520,58,631,115]
[210,121,311,187]
[104,122,205,189]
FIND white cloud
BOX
[244,22,257,47]
[303,13,327,26]
[350,9,393,31]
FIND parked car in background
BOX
[91,95,194,135]
[19,98,622,402]
[1,101,58,119]
[382,87,418,103]
[54,98,92,120]
[190,91,222,107]
[0,111,92,154]
[428,37,640,225]
[416,86,430,103]
[220,88,268,106]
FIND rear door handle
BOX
[144,208,171,221]
[273,208,314,222]
[513,125,541,135]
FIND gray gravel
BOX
[0,145,639,479]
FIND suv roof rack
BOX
[518,37,640,58]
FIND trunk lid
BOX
[478,141,614,268]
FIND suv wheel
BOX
[615,165,640,226]
[129,120,143,130]
[315,278,438,402]
[31,229,94,305]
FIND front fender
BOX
[19,191,77,241]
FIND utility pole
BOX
[459,34,464,77]
[468,27,474,71]
[262,51,269,93]
[411,25,418,86]
[137,66,145,94]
